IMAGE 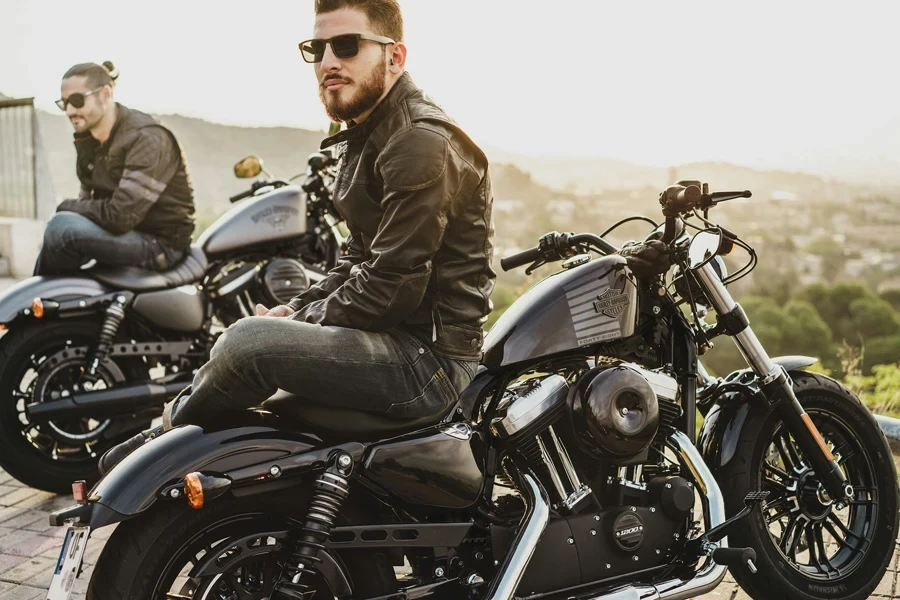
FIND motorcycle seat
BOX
[261,389,460,440]
[89,245,208,292]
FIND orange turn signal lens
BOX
[0,324,6,331]
[32,298,44,319]
[184,472,204,509]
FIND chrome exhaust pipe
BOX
[587,431,728,600]
[485,471,551,600]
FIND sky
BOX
[2,0,898,173]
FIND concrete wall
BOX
[0,217,44,277]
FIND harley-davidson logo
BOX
[251,205,299,232]
[592,288,628,318]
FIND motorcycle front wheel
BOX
[718,371,899,600]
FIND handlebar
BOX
[229,188,255,203]
[500,232,620,272]
[500,246,543,271]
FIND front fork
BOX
[693,262,853,501]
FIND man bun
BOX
[102,61,119,82]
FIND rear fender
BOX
[0,276,109,325]
[86,413,360,529]
[697,355,817,470]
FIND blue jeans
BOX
[162,316,479,428]
[33,211,184,276]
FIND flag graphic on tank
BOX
[564,270,627,346]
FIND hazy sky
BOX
[2,0,898,171]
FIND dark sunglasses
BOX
[55,86,106,111]
[298,33,395,63]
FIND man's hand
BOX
[619,240,671,278]
[255,304,295,318]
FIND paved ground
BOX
[0,463,897,599]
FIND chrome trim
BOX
[561,484,593,510]
[548,425,582,490]
[622,363,679,402]
[441,422,473,440]
[485,473,550,600]
[536,434,567,501]
[491,375,568,438]
[217,265,259,297]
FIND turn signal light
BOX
[184,473,204,509]
[72,480,87,505]
[184,472,232,510]
[32,298,44,318]
[0,324,6,331]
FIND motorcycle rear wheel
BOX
[87,490,398,600]
[0,320,152,492]
[717,371,899,600]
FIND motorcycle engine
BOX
[489,368,691,594]
[259,258,311,305]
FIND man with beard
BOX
[99,0,496,471]
[34,61,195,276]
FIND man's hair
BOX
[63,61,119,88]
[314,0,404,42]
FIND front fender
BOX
[87,415,333,529]
[0,275,109,324]
[697,355,817,470]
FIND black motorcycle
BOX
[0,150,342,492]
[45,182,898,600]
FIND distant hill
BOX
[18,102,891,221]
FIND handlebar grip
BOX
[501,246,542,271]
[229,188,255,203]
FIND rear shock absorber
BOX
[289,451,354,585]
[86,294,130,377]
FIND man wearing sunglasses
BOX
[98,0,498,471]
[34,61,195,276]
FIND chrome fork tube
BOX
[693,262,775,377]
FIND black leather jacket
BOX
[288,73,495,360]
[58,104,196,251]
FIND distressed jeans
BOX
[33,211,183,276]
[163,316,479,429]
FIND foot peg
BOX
[713,547,758,574]
[686,490,769,557]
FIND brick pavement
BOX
[0,464,898,599]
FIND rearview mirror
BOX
[234,156,263,179]
[687,229,723,270]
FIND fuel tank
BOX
[483,255,638,369]
[198,185,307,258]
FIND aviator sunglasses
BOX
[298,33,395,63]
[55,86,106,111]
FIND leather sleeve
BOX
[57,128,178,235]
[286,232,365,311]
[290,127,453,330]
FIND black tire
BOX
[87,491,398,600]
[0,321,151,492]
[717,371,899,600]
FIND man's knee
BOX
[43,212,93,246]
[210,317,269,363]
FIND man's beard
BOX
[319,61,387,123]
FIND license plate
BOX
[46,526,90,600]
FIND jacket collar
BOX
[320,72,418,149]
